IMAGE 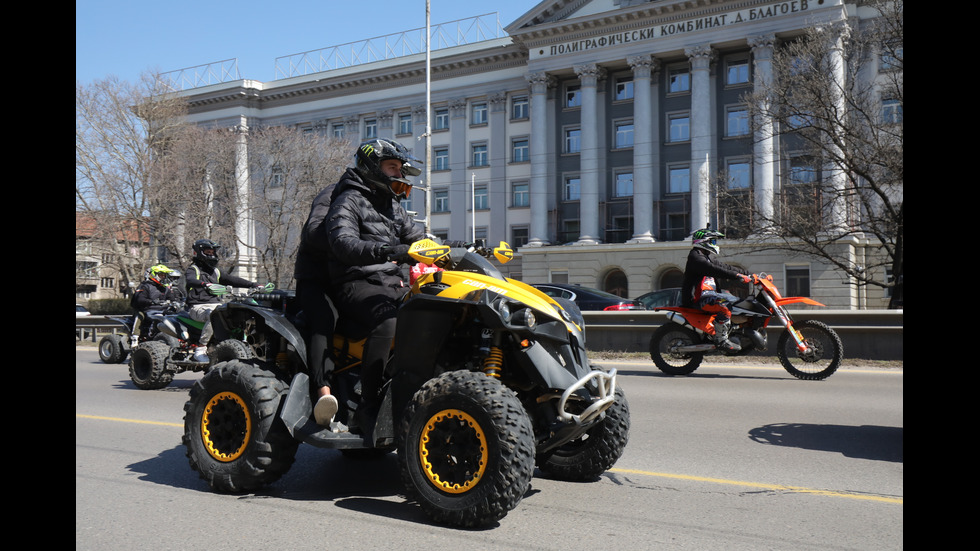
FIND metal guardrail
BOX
[77,310,903,361]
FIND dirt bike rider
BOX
[323,138,426,434]
[130,263,182,342]
[681,227,752,353]
[184,239,261,363]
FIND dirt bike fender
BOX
[775,297,825,307]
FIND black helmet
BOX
[692,227,724,254]
[354,138,422,199]
[192,239,220,268]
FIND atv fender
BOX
[212,302,309,370]
[279,371,390,449]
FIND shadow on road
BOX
[748,423,903,462]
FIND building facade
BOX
[177,0,897,309]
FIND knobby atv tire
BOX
[99,334,128,364]
[777,319,844,381]
[649,322,703,376]
[182,360,298,493]
[129,340,174,390]
[398,370,535,528]
[537,386,630,481]
[210,339,256,364]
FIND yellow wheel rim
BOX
[418,409,488,494]
[201,391,252,462]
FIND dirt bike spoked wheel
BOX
[649,322,704,376]
[129,340,174,390]
[398,370,535,528]
[537,386,630,481]
[776,319,844,381]
[182,360,298,492]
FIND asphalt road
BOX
[76,347,902,550]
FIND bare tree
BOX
[728,0,903,307]
[245,126,350,288]
[76,71,191,294]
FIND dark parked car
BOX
[635,288,682,310]
[532,283,645,311]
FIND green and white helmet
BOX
[692,227,725,254]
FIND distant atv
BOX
[98,302,182,364]
[182,240,630,528]
[127,287,273,390]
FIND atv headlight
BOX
[498,300,512,324]
[520,309,536,329]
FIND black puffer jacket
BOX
[293,183,338,284]
[325,168,424,285]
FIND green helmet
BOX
[692,227,724,254]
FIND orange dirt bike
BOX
[649,273,843,380]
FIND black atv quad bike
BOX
[127,289,272,390]
[181,240,630,527]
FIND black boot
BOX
[713,319,741,352]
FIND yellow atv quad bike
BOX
[182,239,629,527]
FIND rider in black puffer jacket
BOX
[324,139,425,435]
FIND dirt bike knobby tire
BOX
[397,370,535,528]
[649,322,704,376]
[776,319,844,381]
[182,360,298,493]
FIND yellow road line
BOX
[77,413,902,505]
[76,413,182,428]
[609,467,903,504]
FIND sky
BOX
[76,0,537,85]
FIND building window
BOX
[434,108,449,130]
[785,265,811,297]
[788,158,818,185]
[726,59,750,85]
[512,138,529,163]
[270,167,285,188]
[511,226,529,247]
[614,171,633,197]
[564,176,581,201]
[364,118,377,139]
[565,84,581,108]
[400,196,412,212]
[881,98,903,124]
[561,221,579,243]
[471,102,488,125]
[614,76,633,101]
[434,147,449,171]
[668,165,690,193]
[668,113,690,143]
[614,120,634,148]
[398,113,412,135]
[668,66,690,93]
[512,95,529,120]
[471,143,488,167]
[332,123,344,138]
[472,185,488,210]
[564,127,581,153]
[726,160,751,189]
[512,181,529,207]
[434,189,449,212]
[726,106,750,137]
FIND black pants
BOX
[333,277,406,405]
[296,279,336,391]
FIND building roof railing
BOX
[158,59,242,92]
[273,12,504,80]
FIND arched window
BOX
[659,268,684,289]
[603,269,629,298]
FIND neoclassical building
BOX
[177,0,896,309]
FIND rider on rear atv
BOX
[130,264,182,341]
[681,227,752,353]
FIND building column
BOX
[627,54,658,243]
[232,117,257,281]
[685,45,714,233]
[526,72,553,247]
[574,63,604,245]
[825,22,851,232]
[488,91,508,245]
[749,34,777,226]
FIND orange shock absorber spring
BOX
[482,346,503,378]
